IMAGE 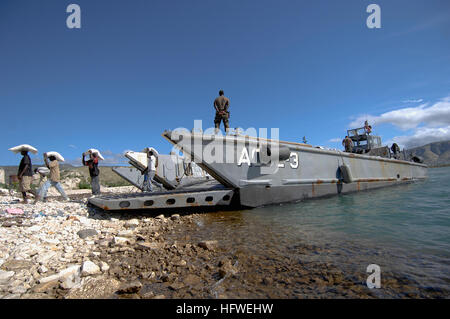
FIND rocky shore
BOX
[0,187,241,299]
[1,187,448,299]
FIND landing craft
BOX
[89,126,427,211]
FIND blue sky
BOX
[1,0,449,165]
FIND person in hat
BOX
[35,153,69,202]
[82,151,101,196]
[17,150,36,203]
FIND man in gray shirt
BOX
[214,90,230,134]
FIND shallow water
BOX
[184,167,450,298]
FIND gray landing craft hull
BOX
[88,131,427,211]
[162,131,427,207]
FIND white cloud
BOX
[402,99,423,103]
[349,97,450,131]
[349,96,450,149]
[328,138,342,143]
[386,125,450,149]
[100,150,129,165]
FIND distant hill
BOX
[406,140,450,167]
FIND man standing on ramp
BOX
[214,90,230,134]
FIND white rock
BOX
[3,293,21,299]
[0,270,15,281]
[81,261,100,276]
[60,273,81,290]
[117,230,134,237]
[28,225,42,232]
[136,242,162,250]
[10,285,28,295]
[39,265,81,284]
[113,237,131,246]
[42,238,60,245]
[125,219,139,228]
[38,265,48,274]
[36,251,57,265]
[39,273,60,284]
[99,261,110,272]
[59,265,81,279]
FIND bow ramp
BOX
[88,180,235,211]
[88,145,235,211]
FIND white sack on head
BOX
[125,151,149,172]
[45,151,65,162]
[8,144,38,154]
[37,167,50,176]
[141,147,159,155]
[87,149,105,160]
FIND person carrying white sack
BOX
[35,152,69,202]
[33,167,49,202]
[142,148,163,192]
[82,150,101,196]
[8,144,39,203]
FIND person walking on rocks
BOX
[35,153,69,202]
[143,148,163,192]
[82,151,101,196]
[214,90,230,134]
[17,150,36,203]
[33,168,49,202]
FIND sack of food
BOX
[8,144,38,154]
[36,167,50,175]
[85,149,105,160]
[141,147,159,155]
[45,151,65,162]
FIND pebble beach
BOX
[1,182,449,299]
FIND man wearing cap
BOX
[82,151,101,196]
[17,150,36,203]
[214,90,230,134]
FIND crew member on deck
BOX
[342,136,354,153]
[364,120,372,134]
[213,90,230,134]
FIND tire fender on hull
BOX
[339,164,353,183]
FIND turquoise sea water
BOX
[190,167,450,297]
